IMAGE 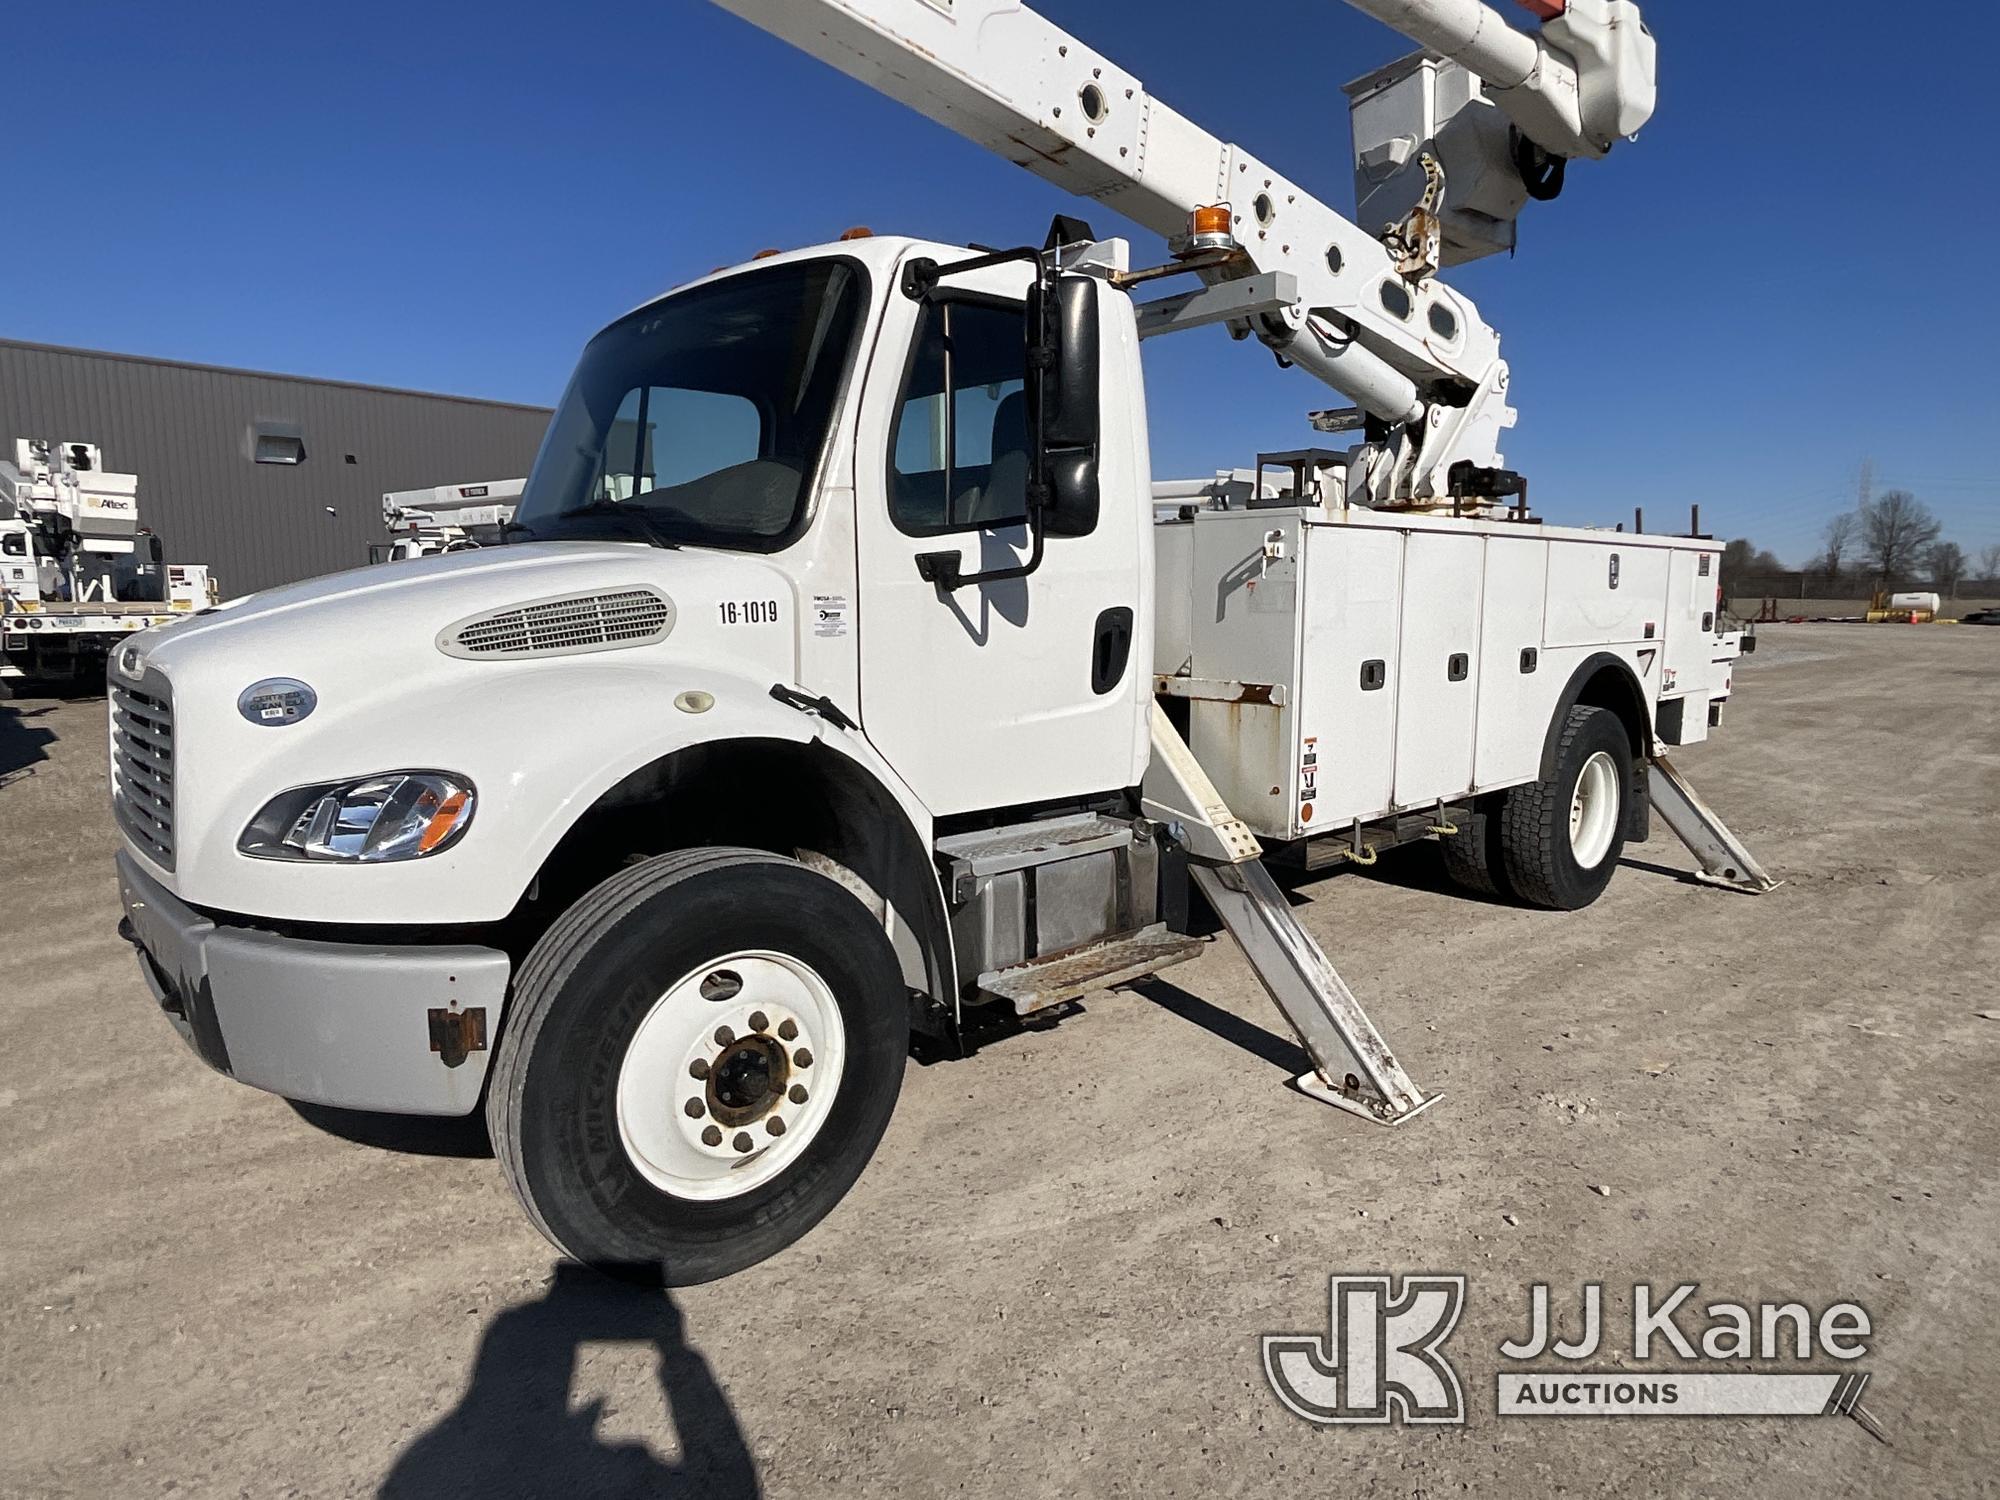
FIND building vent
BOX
[439,587,676,660]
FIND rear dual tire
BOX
[1439,705,1634,912]
[486,847,908,1286]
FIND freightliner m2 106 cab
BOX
[111,0,1772,1283]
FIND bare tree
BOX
[1822,512,1857,582]
[1928,541,1968,599]
[1860,491,1942,584]
[1980,543,2000,584]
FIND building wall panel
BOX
[0,340,551,596]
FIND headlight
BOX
[238,771,476,863]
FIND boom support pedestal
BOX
[1646,755,1781,895]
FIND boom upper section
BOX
[709,0,1654,507]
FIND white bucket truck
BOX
[372,478,525,563]
[1,439,214,692]
[111,0,1771,1283]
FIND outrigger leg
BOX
[1646,754,1781,895]
[1142,705,1439,1125]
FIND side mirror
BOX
[1026,273,1100,539]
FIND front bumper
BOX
[116,850,511,1115]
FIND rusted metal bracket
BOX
[1153,674,1288,707]
[427,1007,488,1069]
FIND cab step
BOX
[977,923,1204,1016]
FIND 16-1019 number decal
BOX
[718,600,780,626]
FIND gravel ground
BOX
[2,622,1995,1498]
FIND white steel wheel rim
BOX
[616,949,847,1203]
[1568,751,1620,869]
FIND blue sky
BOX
[6,1,1997,564]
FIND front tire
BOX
[1499,706,1636,911]
[487,847,909,1285]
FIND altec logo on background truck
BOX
[108,0,1774,1284]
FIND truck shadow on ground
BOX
[287,1099,495,1158]
[1311,842,1514,906]
[1131,977,1310,1077]
[1323,841,1706,901]
[0,702,60,788]
[380,1262,760,1500]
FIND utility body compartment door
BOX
[1544,540,1671,648]
[1474,536,1553,790]
[1185,510,1304,838]
[1295,524,1403,830]
[1391,531,1482,808]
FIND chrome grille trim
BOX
[111,675,176,870]
[438,587,676,660]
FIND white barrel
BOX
[1888,593,1941,614]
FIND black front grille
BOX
[111,680,176,869]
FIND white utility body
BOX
[1156,499,1739,845]
[0,439,214,693]
[109,0,1773,1284]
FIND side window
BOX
[888,299,1029,534]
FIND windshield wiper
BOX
[541,501,682,550]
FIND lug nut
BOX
[714,1025,735,1047]
[788,1084,808,1104]
[702,1125,722,1147]
[684,1098,705,1118]
[793,1048,813,1068]
[778,1018,799,1041]
[733,1132,754,1154]
[766,1117,786,1137]
[749,1010,769,1033]
[688,1058,711,1080]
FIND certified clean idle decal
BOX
[237,677,317,726]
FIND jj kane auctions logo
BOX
[1265,1276,1882,1433]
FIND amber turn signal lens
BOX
[418,790,472,853]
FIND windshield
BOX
[515,258,868,550]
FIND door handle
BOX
[1091,607,1134,695]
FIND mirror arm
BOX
[915,512,1048,592]
[901,245,1041,302]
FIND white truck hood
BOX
[114,541,811,923]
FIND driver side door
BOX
[852,261,1148,817]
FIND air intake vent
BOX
[440,587,676,660]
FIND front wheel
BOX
[1498,706,1636,911]
[487,847,909,1285]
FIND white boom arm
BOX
[1347,0,1655,159]
[709,0,1651,504]
[380,478,524,534]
